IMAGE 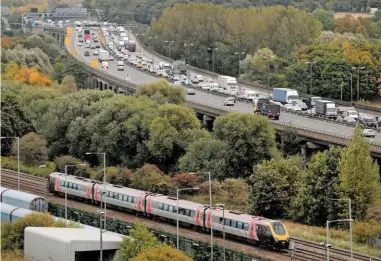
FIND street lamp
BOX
[136,34,145,55]
[176,187,199,250]
[1,136,20,191]
[306,61,317,96]
[190,172,213,261]
[327,198,353,261]
[98,210,105,261]
[64,164,87,220]
[165,40,175,59]
[263,56,274,97]
[184,43,194,83]
[208,47,218,73]
[234,52,245,77]
[149,36,158,67]
[215,203,225,261]
[326,219,354,261]
[86,152,107,228]
[352,66,366,102]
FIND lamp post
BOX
[86,152,107,228]
[64,164,87,220]
[136,34,144,55]
[234,52,245,77]
[1,136,20,191]
[176,187,199,250]
[208,47,218,73]
[165,40,174,59]
[326,219,353,261]
[149,36,158,69]
[98,210,105,261]
[306,61,317,96]
[215,203,225,261]
[185,43,194,83]
[263,56,274,97]
[327,198,353,261]
[190,172,213,261]
[352,66,366,102]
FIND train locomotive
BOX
[48,172,289,249]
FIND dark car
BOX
[84,51,90,56]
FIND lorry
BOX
[237,90,259,101]
[172,60,187,75]
[125,40,136,52]
[98,49,109,62]
[272,88,299,104]
[254,98,281,120]
[218,76,238,96]
[358,113,377,128]
[315,100,337,119]
[303,96,322,108]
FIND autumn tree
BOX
[340,124,380,220]
[12,132,48,165]
[118,220,158,261]
[130,164,173,194]
[291,147,345,226]
[132,244,192,261]
[61,75,77,93]
[213,112,277,178]
[136,79,185,105]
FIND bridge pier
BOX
[203,115,215,131]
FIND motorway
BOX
[69,29,381,143]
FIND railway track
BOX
[1,169,380,261]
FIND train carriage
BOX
[0,186,48,212]
[1,202,33,223]
[146,194,205,228]
[96,184,147,213]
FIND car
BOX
[96,44,100,48]
[91,44,96,49]
[109,56,114,61]
[94,38,99,42]
[201,83,211,91]
[342,116,357,124]
[363,129,376,138]
[291,105,302,112]
[123,54,129,60]
[187,88,195,95]
[210,83,219,92]
[84,51,90,56]
[162,71,169,78]
[283,104,293,111]
[173,81,182,86]
[224,97,235,106]
[137,62,143,68]
[93,50,99,55]
[77,42,82,46]
[101,61,109,69]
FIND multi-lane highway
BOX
[69,28,381,144]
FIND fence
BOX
[49,203,269,261]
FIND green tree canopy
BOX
[312,8,335,31]
[136,80,185,105]
[132,244,192,261]
[340,124,381,220]
[213,112,277,178]
[12,132,48,165]
[290,147,346,226]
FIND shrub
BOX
[0,156,54,177]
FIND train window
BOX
[67,182,71,188]
[77,185,81,190]
[243,223,249,231]
[114,193,119,199]
[158,204,163,210]
[173,206,177,213]
[127,196,131,202]
[179,208,185,215]
[272,222,286,235]
[164,204,169,211]
[60,180,65,186]
[224,219,231,226]
[133,197,138,204]
[219,217,224,224]
[191,211,196,218]
[231,220,237,228]
[118,194,123,200]
[184,209,190,216]
[168,205,173,212]
[107,191,111,197]
[123,195,127,201]
[237,222,243,230]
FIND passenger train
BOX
[48,172,289,249]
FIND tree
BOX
[130,164,173,194]
[312,8,335,31]
[340,124,381,220]
[246,156,301,219]
[61,75,77,93]
[1,212,73,251]
[171,172,200,189]
[136,79,185,105]
[1,90,34,155]
[213,113,277,178]
[1,250,30,261]
[290,147,345,226]
[278,127,301,156]
[334,15,366,35]
[118,221,158,261]
[178,138,229,181]
[12,132,48,165]
[132,244,192,261]
[54,155,81,172]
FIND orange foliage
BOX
[334,15,366,35]
[172,172,200,188]
[3,63,52,86]
[1,36,24,49]
[342,41,374,66]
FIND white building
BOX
[24,227,126,261]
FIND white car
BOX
[173,81,182,86]
[109,56,114,61]
[93,50,99,55]
[210,83,219,92]
[162,71,169,78]
[283,104,293,111]
[77,42,82,46]
[156,70,163,76]
[223,97,235,106]
[201,83,211,91]
[101,61,109,69]
[343,116,356,124]
[291,105,302,112]
[363,129,376,138]
[187,88,195,95]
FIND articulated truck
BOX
[272,88,299,104]
[254,98,281,120]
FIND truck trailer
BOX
[315,100,337,119]
[272,88,299,104]
[254,98,281,120]
[172,60,187,75]
[218,76,238,96]
[98,49,109,62]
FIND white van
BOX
[117,61,124,71]
[101,61,109,69]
